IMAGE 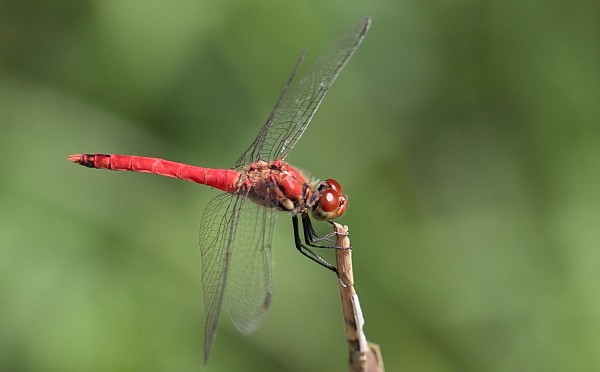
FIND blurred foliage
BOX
[1,0,599,371]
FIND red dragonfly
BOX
[69,17,370,361]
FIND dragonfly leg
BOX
[301,214,338,248]
[292,215,337,273]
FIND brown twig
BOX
[333,223,384,372]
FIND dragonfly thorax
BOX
[237,160,308,212]
[237,160,347,221]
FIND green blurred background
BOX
[1,1,599,371]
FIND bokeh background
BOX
[1,1,599,371]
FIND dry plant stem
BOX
[333,223,384,372]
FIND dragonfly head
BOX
[311,178,348,221]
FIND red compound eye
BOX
[319,190,340,213]
[325,178,343,194]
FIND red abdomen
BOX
[68,153,240,193]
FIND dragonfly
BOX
[69,16,371,362]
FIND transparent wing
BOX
[199,192,246,361]
[199,192,277,361]
[233,16,371,168]
[225,201,276,334]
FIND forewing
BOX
[233,16,371,167]
[199,192,245,362]
[225,202,277,334]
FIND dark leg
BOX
[301,214,336,248]
[292,215,337,273]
